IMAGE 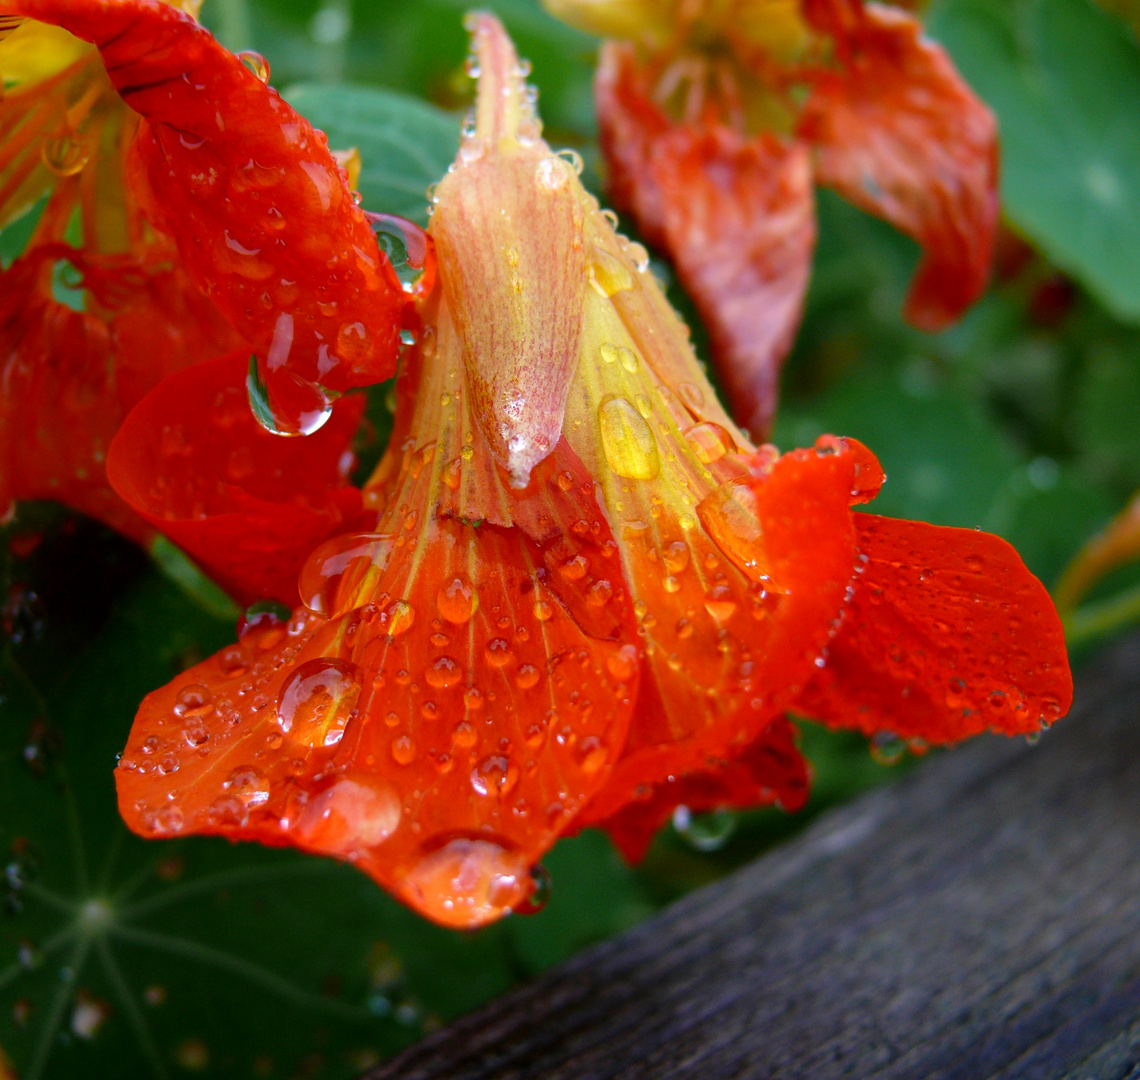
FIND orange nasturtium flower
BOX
[7,4,1069,928]
[544,0,1000,438]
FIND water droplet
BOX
[678,382,705,411]
[870,731,906,766]
[703,584,737,621]
[673,806,736,852]
[589,248,633,297]
[219,646,250,677]
[556,148,584,174]
[237,50,270,82]
[247,355,333,437]
[684,422,736,465]
[634,393,653,418]
[276,659,361,748]
[606,643,639,682]
[295,774,401,854]
[437,575,478,624]
[367,212,435,293]
[174,685,213,718]
[384,600,415,637]
[391,735,416,765]
[453,720,477,749]
[299,531,391,618]
[485,638,513,668]
[471,755,518,797]
[515,664,540,690]
[41,133,90,177]
[599,396,660,480]
[599,342,638,371]
[662,540,690,574]
[535,156,571,192]
[576,735,607,774]
[426,656,463,689]
[223,765,269,807]
[533,599,554,621]
[696,480,763,579]
[401,838,529,928]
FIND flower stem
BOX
[1064,580,1140,648]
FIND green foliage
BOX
[930,0,1140,322]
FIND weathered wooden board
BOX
[366,635,1140,1080]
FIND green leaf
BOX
[929,0,1140,322]
[283,84,460,226]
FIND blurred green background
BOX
[3,0,1140,1076]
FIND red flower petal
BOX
[0,246,240,541]
[597,711,809,864]
[106,350,364,605]
[596,43,816,440]
[580,436,869,835]
[797,0,999,331]
[7,0,405,393]
[793,513,1073,743]
[115,445,641,928]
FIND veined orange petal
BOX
[793,513,1073,742]
[1,0,405,394]
[576,437,868,830]
[106,351,363,604]
[797,0,999,331]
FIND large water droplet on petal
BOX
[42,133,90,177]
[437,575,478,624]
[684,422,736,465]
[237,49,271,83]
[696,479,765,581]
[367,212,436,295]
[247,355,334,437]
[223,765,270,808]
[276,659,361,748]
[299,532,392,618]
[293,775,401,854]
[673,805,736,852]
[599,396,659,480]
[426,656,464,689]
[400,838,530,928]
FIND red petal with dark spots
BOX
[798,0,999,331]
[5,0,405,392]
[596,43,816,440]
[793,513,1073,743]
[106,350,364,605]
[0,246,240,542]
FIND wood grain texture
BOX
[366,635,1140,1080]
